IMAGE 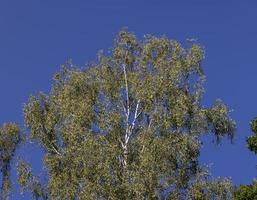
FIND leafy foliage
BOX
[17,159,47,200]
[0,123,20,200]
[233,181,257,200]
[19,30,235,199]
[247,118,257,154]
[233,118,257,200]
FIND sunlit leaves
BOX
[17,159,47,200]
[0,123,20,200]
[233,181,257,200]
[21,30,235,199]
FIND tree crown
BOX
[20,30,235,200]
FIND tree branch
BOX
[123,64,130,120]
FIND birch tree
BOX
[19,30,235,199]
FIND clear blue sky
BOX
[0,1,257,199]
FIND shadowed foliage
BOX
[18,30,235,199]
[233,118,257,200]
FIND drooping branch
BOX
[1,161,11,200]
[0,123,21,200]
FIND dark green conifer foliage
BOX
[20,30,235,199]
[0,123,20,200]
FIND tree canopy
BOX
[14,30,236,200]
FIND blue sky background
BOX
[0,1,257,199]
